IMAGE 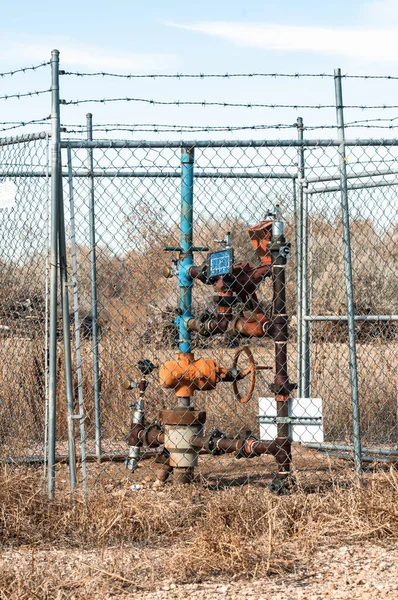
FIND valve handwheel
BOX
[232,346,256,403]
[232,346,272,403]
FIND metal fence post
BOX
[297,117,311,398]
[67,146,88,493]
[334,68,362,475]
[58,171,77,490]
[48,49,61,500]
[87,113,101,460]
[43,133,50,486]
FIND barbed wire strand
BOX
[61,70,398,81]
[0,61,50,78]
[0,118,50,133]
[59,120,398,134]
[61,97,398,110]
[0,89,50,101]
[61,123,298,133]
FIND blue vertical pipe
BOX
[179,148,194,354]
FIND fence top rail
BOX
[0,169,297,179]
[0,131,50,147]
[60,137,398,149]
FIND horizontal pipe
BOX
[313,451,398,464]
[0,170,296,179]
[0,131,50,147]
[304,315,398,321]
[1,133,397,151]
[306,179,398,194]
[304,442,398,456]
[305,166,398,184]
[0,450,162,465]
[61,138,398,149]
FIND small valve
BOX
[137,359,157,375]
[214,231,232,248]
[123,379,139,391]
[162,259,178,279]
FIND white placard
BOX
[258,397,324,443]
[0,181,17,209]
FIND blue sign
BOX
[208,248,234,277]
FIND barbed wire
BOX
[0,61,50,78]
[62,70,336,79]
[61,69,398,81]
[0,118,50,133]
[61,96,398,110]
[0,89,50,101]
[61,122,298,134]
[59,120,398,135]
[345,116,398,126]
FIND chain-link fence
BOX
[1,135,398,496]
[1,53,398,499]
[46,137,396,494]
[0,133,50,463]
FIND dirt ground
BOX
[0,463,397,600]
[1,541,397,599]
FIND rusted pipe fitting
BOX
[127,422,145,447]
[229,312,271,338]
[273,437,292,476]
[174,467,195,484]
[157,464,174,483]
[191,428,288,461]
[236,437,278,459]
[144,424,165,447]
[127,422,164,448]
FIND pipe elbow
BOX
[127,422,145,447]
[229,313,270,338]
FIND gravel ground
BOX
[2,542,397,599]
[134,543,398,600]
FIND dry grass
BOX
[0,466,397,599]
[1,336,397,457]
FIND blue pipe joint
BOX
[179,147,194,354]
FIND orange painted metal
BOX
[159,352,223,397]
[247,220,273,266]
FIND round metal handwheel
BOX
[232,346,256,403]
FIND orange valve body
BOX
[159,352,220,397]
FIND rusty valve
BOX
[231,346,272,403]
[159,347,271,399]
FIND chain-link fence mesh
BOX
[0,135,397,490]
[52,140,398,492]
[307,144,398,451]
[0,134,50,462]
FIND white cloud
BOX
[167,21,398,63]
[0,38,177,72]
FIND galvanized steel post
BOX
[67,146,88,493]
[48,49,61,500]
[334,68,362,475]
[297,117,311,398]
[58,174,77,490]
[87,113,102,460]
[179,148,194,357]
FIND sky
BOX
[2,0,398,139]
